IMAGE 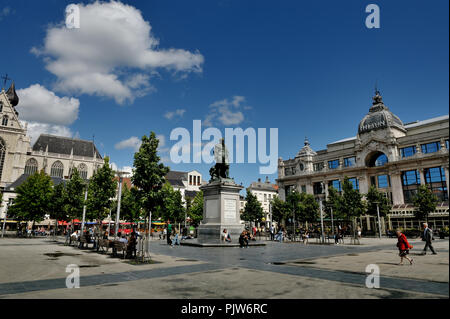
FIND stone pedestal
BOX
[197,179,244,244]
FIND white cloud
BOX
[17,84,79,125]
[23,121,73,145]
[32,1,204,104]
[115,134,165,152]
[204,95,249,126]
[164,109,186,120]
[115,136,142,151]
[0,6,13,21]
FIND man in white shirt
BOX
[422,223,437,255]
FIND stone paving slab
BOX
[2,266,444,299]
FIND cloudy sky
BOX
[1,0,448,188]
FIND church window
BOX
[2,115,8,126]
[78,163,88,180]
[24,158,38,175]
[0,138,6,180]
[0,101,3,112]
[50,161,64,178]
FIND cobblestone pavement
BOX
[0,237,447,298]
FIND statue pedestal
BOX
[197,180,243,244]
[182,179,265,247]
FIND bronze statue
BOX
[209,138,230,181]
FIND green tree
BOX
[65,167,86,222]
[340,177,366,239]
[8,171,53,227]
[111,184,141,222]
[270,196,290,226]
[241,189,264,226]
[297,192,319,224]
[48,182,67,235]
[413,185,438,223]
[366,185,391,217]
[86,157,117,221]
[186,191,203,227]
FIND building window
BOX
[189,175,192,185]
[0,101,3,113]
[291,166,297,175]
[328,159,339,170]
[374,154,388,167]
[2,115,8,126]
[301,185,306,193]
[421,142,441,154]
[285,185,295,195]
[313,182,324,195]
[446,139,449,150]
[313,162,324,171]
[348,178,359,190]
[328,180,341,193]
[400,146,416,158]
[424,167,448,202]
[284,168,291,176]
[24,158,38,175]
[50,161,64,178]
[0,138,5,180]
[344,157,356,168]
[264,194,267,202]
[78,163,88,180]
[401,170,420,203]
[377,175,390,188]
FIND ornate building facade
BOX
[277,91,449,231]
[0,84,104,219]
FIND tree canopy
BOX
[8,171,53,223]
[241,189,264,224]
[413,185,438,222]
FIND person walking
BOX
[269,225,275,241]
[171,228,180,247]
[396,230,414,265]
[422,223,437,255]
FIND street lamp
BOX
[1,200,10,238]
[374,201,382,239]
[114,171,125,240]
[80,183,89,236]
[319,198,325,243]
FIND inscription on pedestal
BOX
[224,199,236,220]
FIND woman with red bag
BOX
[396,230,414,265]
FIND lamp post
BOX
[374,201,382,239]
[1,200,10,238]
[80,184,88,235]
[319,199,325,243]
[114,171,125,240]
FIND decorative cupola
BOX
[358,89,405,135]
[296,137,317,158]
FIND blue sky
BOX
[1,0,448,191]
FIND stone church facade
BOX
[277,91,449,232]
[0,84,104,219]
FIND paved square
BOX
[0,237,448,298]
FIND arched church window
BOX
[0,138,6,180]
[25,158,38,175]
[2,115,8,126]
[50,161,64,178]
[0,101,3,113]
[78,163,88,180]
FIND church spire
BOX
[6,81,19,107]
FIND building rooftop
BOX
[32,134,102,159]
